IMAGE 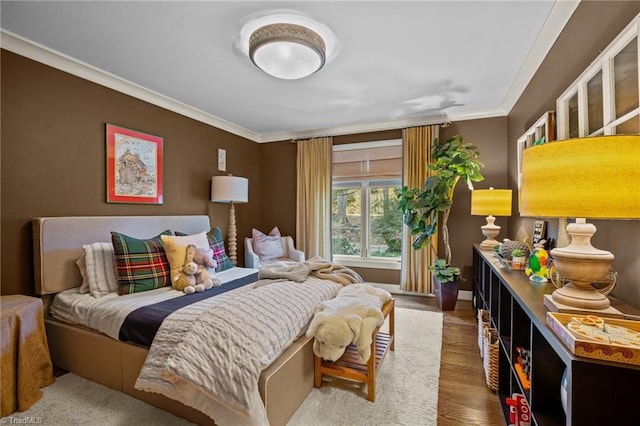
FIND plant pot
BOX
[434,276,460,311]
[512,256,527,270]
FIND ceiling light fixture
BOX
[249,23,326,80]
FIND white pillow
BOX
[252,227,285,261]
[75,255,90,294]
[83,242,118,298]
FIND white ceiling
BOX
[0,1,579,142]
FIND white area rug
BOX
[2,308,442,426]
[288,307,443,425]
[1,372,193,425]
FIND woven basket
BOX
[477,309,490,358]
[483,327,499,391]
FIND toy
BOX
[173,244,199,294]
[525,247,549,283]
[506,393,530,426]
[192,247,221,289]
[306,284,392,364]
[515,346,531,391]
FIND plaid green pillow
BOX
[207,228,234,272]
[176,228,233,272]
[111,230,172,294]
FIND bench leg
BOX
[367,335,376,401]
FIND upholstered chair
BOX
[244,236,305,269]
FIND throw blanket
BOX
[257,257,363,287]
[257,263,309,283]
[135,276,342,426]
[305,257,364,285]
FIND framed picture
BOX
[106,123,163,204]
[218,148,226,172]
[532,220,547,246]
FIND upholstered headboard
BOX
[33,215,211,295]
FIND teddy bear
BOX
[173,244,200,294]
[192,247,222,289]
[306,284,392,364]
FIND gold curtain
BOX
[296,137,333,260]
[401,125,439,293]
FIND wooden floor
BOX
[394,294,504,425]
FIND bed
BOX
[33,215,342,426]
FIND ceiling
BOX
[0,1,579,143]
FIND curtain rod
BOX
[289,120,452,143]
[403,121,451,130]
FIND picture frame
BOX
[106,123,163,204]
[218,148,226,172]
[532,220,547,246]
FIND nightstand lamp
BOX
[471,187,513,248]
[211,175,248,266]
[520,135,639,311]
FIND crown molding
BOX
[2,20,557,144]
[501,0,580,114]
[257,106,507,143]
[0,30,262,142]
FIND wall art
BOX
[106,123,163,204]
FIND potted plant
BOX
[428,259,462,310]
[511,248,527,271]
[399,135,484,310]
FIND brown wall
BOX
[507,1,640,308]
[258,141,297,237]
[1,50,261,295]
[441,117,509,290]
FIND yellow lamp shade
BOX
[520,136,640,219]
[471,188,513,216]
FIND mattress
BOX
[50,267,259,342]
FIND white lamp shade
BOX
[211,176,248,203]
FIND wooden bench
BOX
[313,298,395,402]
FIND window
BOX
[331,140,402,269]
[557,16,640,138]
[516,111,555,191]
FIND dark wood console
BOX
[473,245,640,426]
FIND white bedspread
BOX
[50,267,259,339]
[135,276,342,426]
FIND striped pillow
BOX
[82,242,118,298]
[111,230,172,295]
[75,255,90,294]
[176,228,233,272]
